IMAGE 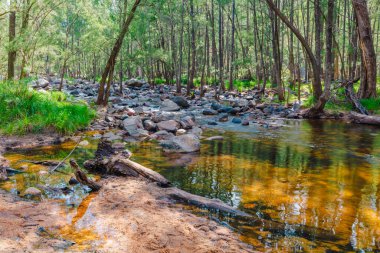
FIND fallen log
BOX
[69,159,101,191]
[349,111,380,126]
[165,187,250,217]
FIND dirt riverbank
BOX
[0,174,256,253]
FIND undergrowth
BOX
[0,79,95,135]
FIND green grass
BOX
[360,98,380,113]
[0,79,95,135]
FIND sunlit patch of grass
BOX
[0,79,95,135]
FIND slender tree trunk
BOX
[187,0,196,95]
[97,0,141,106]
[312,0,335,113]
[7,5,16,80]
[228,0,235,91]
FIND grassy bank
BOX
[0,79,95,135]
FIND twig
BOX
[48,139,81,174]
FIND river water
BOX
[2,120,380,252]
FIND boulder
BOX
[36,78,49,88]
[171,96,190,109]
[157,120,180,133]
[211,102,222,111]
[160,134,200,153]
[126,79,146,88]
[122,116,143,135]
[161,99,180,112]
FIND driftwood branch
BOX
[69,159,101,191]
[49,140,81,174]
[341,78,368,115]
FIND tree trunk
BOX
[97,0,141,106]
[7,7,16,80]
[353,0,377,98]
[228,0,235,91]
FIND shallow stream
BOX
[2,120,380,252]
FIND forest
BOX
[1,0,380,252]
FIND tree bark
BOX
[7,6,16,80]
[353,0,377,98]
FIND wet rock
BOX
[211,102,222,111]
[161,99,180,112]
[157,120,180,133]
[232,118,242,124]
[171,96,190,109]
[287,113,300,119]
[219,114,229,122]
[150,130,175,140]
[263,106,274,114]
[218,106,233,113]
[203,109,218,115]
[207,121,218,125]
[160,134,200,153]
[242,119,250,126]
[143,120,157,131]
[256,104,266,110]
[123,116,143,134]
[24,187,42,197]
[69,177,79,185]
[229,108,241,115]
[179,116,195,129]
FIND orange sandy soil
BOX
[0,176,257,253]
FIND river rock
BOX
[123,116,143,135]
[219,114,229,122]
[150,130,175,140]
[176,129,187,135]
[203,109,218,115]
[242,119,250,126]
[211,102,222,110]
[157,120,180,133]
[179,116,195,129]
[232,118,242,124]
[160,134,200,153]
[0,156,9,181]
[143,120,157,131]
[161,99,180,112]
[126,79,145,88]
[171,96,190,109]
[36,78,50,88]
[24,187,42,197]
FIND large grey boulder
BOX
[157,120,180,133]
[161,99,180,112]
[159,134,200,153]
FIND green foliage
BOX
[0,80,95,135]
[360,98,380,113]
